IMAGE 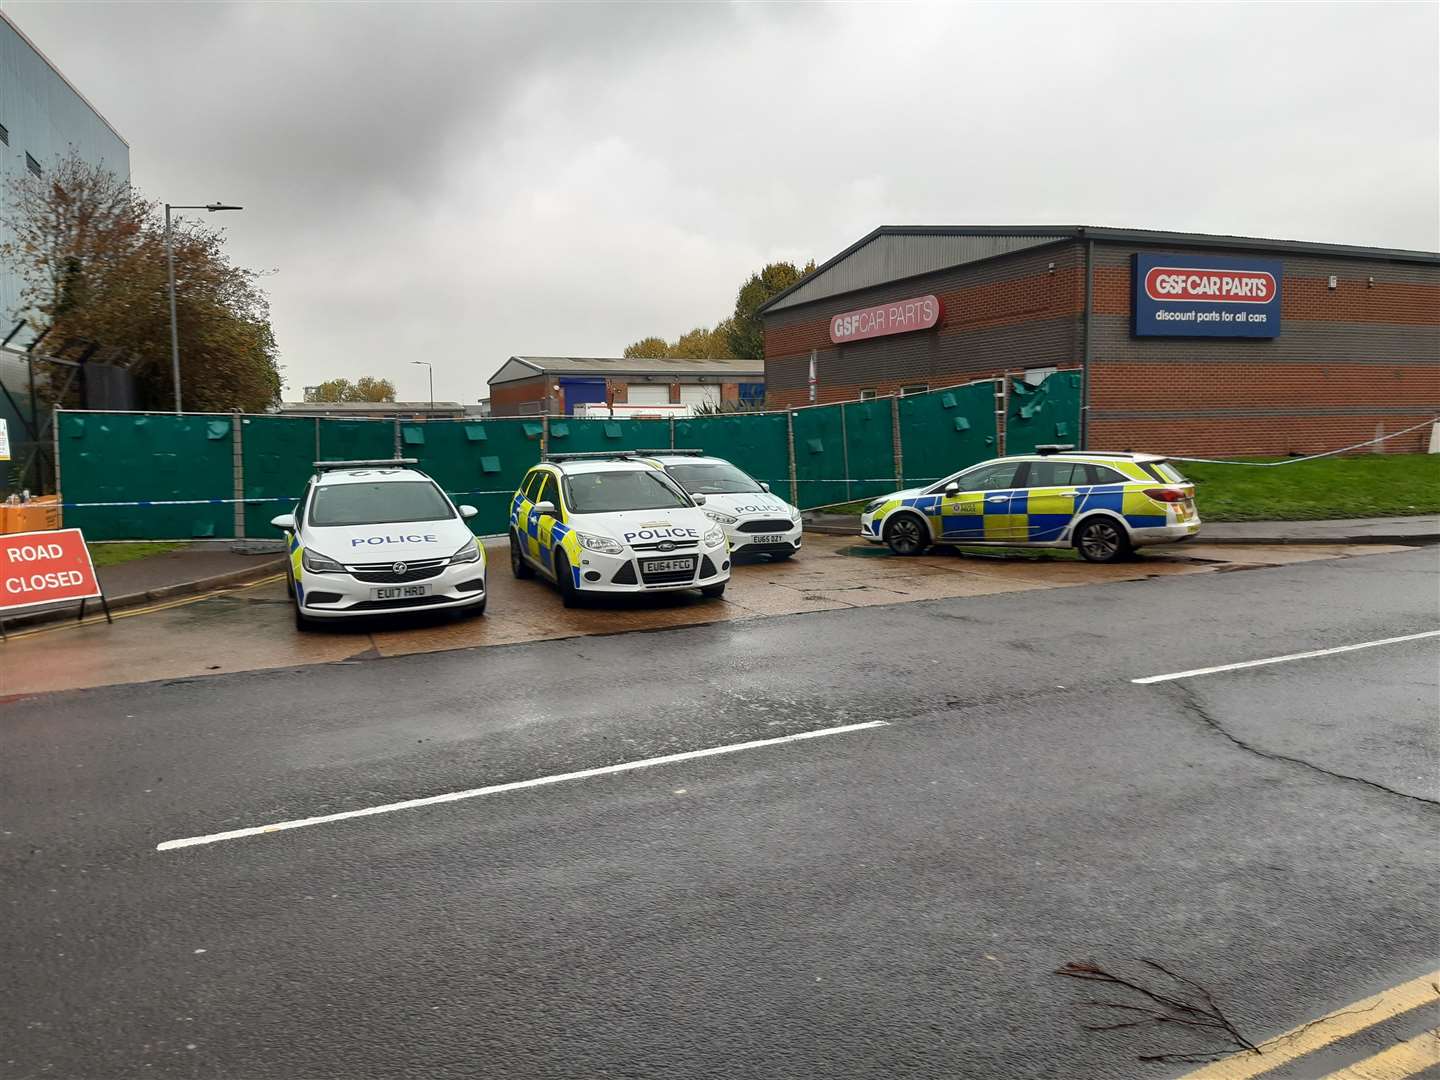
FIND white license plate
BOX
[752,534,784,544]
[643,557,695,574]
[372,584,430,600]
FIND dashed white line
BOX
[1132,629,1440,685]
[157,719,890,852]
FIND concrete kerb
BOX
[1,557,288,633]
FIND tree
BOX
[623,336,669,359]
[0,152,282,412]
[726,260,816,361]
[305,376,395,403]
[622,322,736,360]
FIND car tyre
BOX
[510,531,534,579]
[1074,516,1131,564]
[555,551,581,609]
[285,566,295,598]
[884,513,929,556]
[293,601,315,632]
[701,581,727,599]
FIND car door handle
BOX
[986,495,1009,503]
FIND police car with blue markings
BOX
[635,450,803,560]
[859,448,1200,563]
[271,459,486,630]
[509,452,730,607]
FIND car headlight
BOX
[705,509,738,525]
[863,499,886,515]
[703,526,725,547]
[788,504,802,522]
[449,539,482,565]
[578,532,624,555]
[301,548,344,574]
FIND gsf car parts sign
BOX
[1133,254,1282,338]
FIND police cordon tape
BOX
[1168,417,1439,466]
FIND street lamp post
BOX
[411,360,434,412]
[166,202,243,414]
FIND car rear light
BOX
[1143,487,1188,502]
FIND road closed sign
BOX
[1,528,101,612]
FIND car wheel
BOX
[1074,516,1131,563]
[701,581,727,599]
[293,600,315,632]
[555,551,581,609]
[884,513,929,556]
[510,531,534,579]
[285,566,295,598]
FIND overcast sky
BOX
[8,1,1438,405]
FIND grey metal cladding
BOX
[765,233,1067,313]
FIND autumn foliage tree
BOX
[305,376,396,403]
[0,153,281,412]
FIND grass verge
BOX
[87,542,187,568]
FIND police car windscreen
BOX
[310,481,455,526]
[664,462,762,495]
[566,470,691,513]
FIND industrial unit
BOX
[758,226,1440,455]
[487,355,764,417]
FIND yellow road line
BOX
[1,574,285,641]
[1320,1028,1440,1079]
[1179,970,1440,1080]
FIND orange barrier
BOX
[0,496,61,535]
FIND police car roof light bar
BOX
[634,448,706,457]
[313,458,420,471]
[1033,444,1077,456]
[541,451,642,463]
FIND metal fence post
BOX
[393,417,402,458]
[669,415,676,450]
[890,395,903,488]
[313,417,320,462]
[541,414,549,457]
[231,411,245,539]
[786,408,798,507]
[52,406,63,526]
[997,376,1009,457]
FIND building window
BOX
[25,152,41,177]
[899,384,929,396]
[738,382,765,405]
[0,124,8,146]
[859,388,879,400]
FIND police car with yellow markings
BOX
[510,452,730,607]
[860,447,1200,562]
[635,450,803,560]
[271,459,486,630]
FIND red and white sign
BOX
[1143,267,1277,304]
[1,528,101,612]
[830,294,942,344]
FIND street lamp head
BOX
[205,203,243,212]
[410,360,430,367]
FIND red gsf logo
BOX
[1144,267,1276,304]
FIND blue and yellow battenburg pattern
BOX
[511,475,584,587]
[863,458,1180,543]
[288,531,306,601]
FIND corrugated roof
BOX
[760,225,1440,315]
[490,356,764,385]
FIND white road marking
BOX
[157,719,890,852]
[1132,629,1440,685]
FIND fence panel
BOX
[790,404,848,511]
[239,416,314,538]
[674,412,791,500]
[898,382,1000,489]
[842,398,898,506]
[1005,370,1083,455]
[319,418,395,462]
[408,418,541,536]
[58,411,235,540]
[544,417,672,456]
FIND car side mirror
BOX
[943,482,960,497]
[692,493,708,506]
[270,513,296,532]
[532,500,557,517]
[760,482,770,493]
[459,505,478,520]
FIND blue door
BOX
[559,377,607,414]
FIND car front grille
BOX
[346,557,447,584]
[348,594,457,611]
[737,519,792,534]
[611,561,638,585]
[630,541,699,552]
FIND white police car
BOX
[510,453,730,607]
[637,450,803,560]
[270,459,486,629]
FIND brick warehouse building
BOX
[488,356,764,416]
[759,226,1440,455]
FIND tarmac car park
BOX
[510,453,731,607]
[636,450,803,560]
[860,448,1200,562]
[271,459,487,629]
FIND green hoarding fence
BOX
[58,411,236,540]
[53,378,1085,540]
[1005,370,1083,455]
[897,381,999,489]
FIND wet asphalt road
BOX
[1,548,1437,1079]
